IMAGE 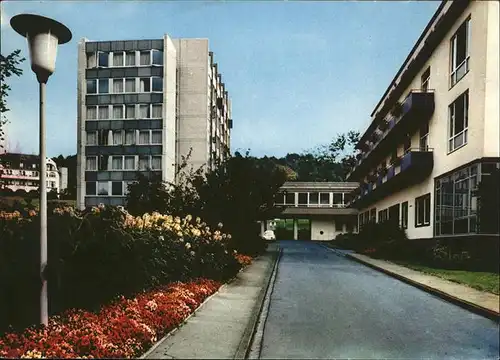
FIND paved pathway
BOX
[144,244,278,359]
[259,241,499,359]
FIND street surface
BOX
[259,241,499,359]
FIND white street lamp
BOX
[10,14,72,326]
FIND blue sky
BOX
[1,0,440,158]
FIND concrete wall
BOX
[311,218,339,241]
[76,39,86,210]
[173,39,210,173]
[163,35,177,184]
[357,1,499,239]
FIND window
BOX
[389,204,400,224]
[124,156,135,170]
[320,193,329,205]
[86,106,97,120]
[112,130,122,145]
[333,193,342,205]
[86,181,96,196]
[125,51,135,66]
[415,193,431,227]
[139,104,150,118]
[138,156,149,170]
[112,79,124,93]
[298,193,307,206]
[140,78,151,92]
[138,131,150,144]
[97,181,109,196]
[370,208,376,222]
[125,130,135,145]
[401,201,408,229]
[152,77,162,92]
[378,209,388,222]
[112,181,123,196]
[151,156,162,170]
[98,52,109,67]
[86,79,97,94]
[140,51,151,66]
[112,52,124,67]
[125,78,135,93]
[98,106,109,120]
[98,79,109,94]
[421,67,430,91]
[450,18,470,86]
[435,163,484,236]
[125,105,135,119]
[152,104,162,118]
[98,129,109,145]
[112,105,124,119]
[309,192,319,204]
[85,156,97,171]
[152,50,163,65]
[86,52,97,68]
[111,156,123,170]
[86,131,97,145]
[285,192,295,205]
[420,122,429,151]
[151,130,162,144]
[448,91,468,152]
[98,155,108,171]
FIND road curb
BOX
[233,245,281,359]
[344,252,500,323]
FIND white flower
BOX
[185,242,191,250]
[190,250,195,256]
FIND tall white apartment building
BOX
[347,0,499,240]
[76,36,232,209]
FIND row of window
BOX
[1,169,57,177]
[86,104,162,120]
[86,77,163,95]
[86,155,162,171]
[87,49,163,69]
[359,193,430,229]
[276,192,346,206]
[86,180,134,196]
[86,129,162,146]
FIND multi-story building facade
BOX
[347,0,499,240]
[76,36,232,209]
[0,153,68,194]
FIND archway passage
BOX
[274,218,311,240]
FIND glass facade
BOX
[435,161,500,236]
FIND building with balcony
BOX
[0,153,68,195]
[271,182,359,241]
[347,0,499,240]
[76,36,232,209]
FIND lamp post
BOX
[10,14,72,326]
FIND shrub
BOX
[0,206,243,335]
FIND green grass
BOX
[274,219,310,231]
[394,261,500,295]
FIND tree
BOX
[1,50,26,149]
[313,130,361,180]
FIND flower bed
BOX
[0,279,221,359]
[0,206,244,335]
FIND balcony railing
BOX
[347,89,435,180]
[348,147,434,208]
[274,202,348,209]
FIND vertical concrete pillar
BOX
[293,218,298,240]
[260,221,265,236]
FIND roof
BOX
[280,182,359,191]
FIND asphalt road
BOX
[259,241,499,359]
